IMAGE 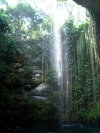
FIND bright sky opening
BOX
[2,0,88,25]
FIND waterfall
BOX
[51,3,70,122]
[51,6,63,119]
[52,9,62,82]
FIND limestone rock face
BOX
[73,0,100,17]
[31,83,49,97]
[14,63,22,69]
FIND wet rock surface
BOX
[31,83,49,100]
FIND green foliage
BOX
[61,18,97,122]
[0,88,58,120]
[0,62,5,76]
[87,100,100,123]
[23,65,32,76]
[0,9,16,80]
[6,2,45,40]
[0,0,98,123]
[5,37,16,61]
[70,20,100,122]
[44,68,56,85]
[0,0,8,5]
[0,11,10,33]
[0,2,56,121]
[62,19,89,43]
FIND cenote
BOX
[1,0,100,132]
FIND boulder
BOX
[35,73,40,78]
[18,68,24,73]
[24,85,31,91]
[31,83,49,96]
[14,63,21,68]
[32,96,48,100]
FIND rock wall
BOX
[3,49,43,94]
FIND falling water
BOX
[51,6,63,119]
[51,2,70,122]
[52,9,62,82]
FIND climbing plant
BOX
[61,19,100,122]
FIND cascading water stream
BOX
[51,1,70,122]
[51,6,63,118]
[52,9,62,82]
